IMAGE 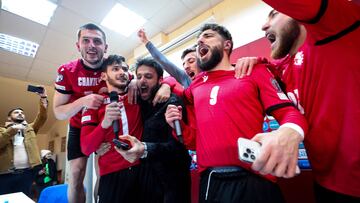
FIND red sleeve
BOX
[80,109,111,156]
[54,65,73,94]
[179,104,197,150]
[263,0,321,22]
[162,76,185,97]
[251,65,293,111]
[270,105,308,136]
[263,0,360,42]
[162,76,177,88]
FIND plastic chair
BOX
[38,184,68,203]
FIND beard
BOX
[197,46,223,71]
[271,19,300,59]
[107,76,129,90]
[13,118,24,123]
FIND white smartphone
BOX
[237,137,301,174]
[237,138,261,163]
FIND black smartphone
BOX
[27,85,44,94]
[113,139,130,150]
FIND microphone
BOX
[168,97,184,144]
[109,91,119,138]
[174,120,183,144]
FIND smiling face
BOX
[262,10,300,59]
[136,65,161,101]
[101,61,130,91]
[76,29,108,68]
[196,29,225,71]
[182,51,201,80]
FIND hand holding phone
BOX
[238,137,301,175]
[27,85,44,94]
[113,139,130,150]
[238,138,261,163]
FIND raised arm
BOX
[138,29,191,88]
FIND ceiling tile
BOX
[149,0,189,33]
[27,69,56,85]
[48,7,93,38]
[60,0,117,23]
[0,62,29,79]
[118,0,171,19]
[36,28,77,64]
[31,58,60,74]
[0,50,34,67]
[0,10,47,43]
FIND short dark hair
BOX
[102,55,127,72]
[8,107,23,117]
[135,57,163,79]
[198,23,233,55]
[77,23,107,43]
[181,45,197,60]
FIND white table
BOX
[0,192,35,203]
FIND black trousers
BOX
[138,162,191,203]
[314,182,360,203]
[199,167,285,203]
[98,165,140,203]
[0,168,35,197]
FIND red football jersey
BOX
[183,65,303,178]
[264,0,360,196]
[81,94,143,176]
[54,59,106,128]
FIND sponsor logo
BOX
[202,75,208,82]
[78,77,101,86]
[81,115,91,123]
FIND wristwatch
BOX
[140,142,148,159]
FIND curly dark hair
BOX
[102,55,127,72]
[135,57,163,79]
[198,23,233,55]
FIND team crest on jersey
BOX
[56,74,64,82]
[294,51,304,66]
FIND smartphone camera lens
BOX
[243,153,249,158]
[246,148,252,153]
[250,155,256,160]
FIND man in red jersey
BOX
[53,23,107,203]
[80,55,143,202]
[167,23,307,203]
[259,0,360,202]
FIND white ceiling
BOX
[0,0,223,85]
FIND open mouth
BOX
[188,71,195,78]
[265,32,276,44]
[140,85,148,94]
[198,45,209,58]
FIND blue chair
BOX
[38,184,68,203]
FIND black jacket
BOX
[139,93,191,203]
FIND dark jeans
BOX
[0,168,35,197]
[314,182,360,203]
